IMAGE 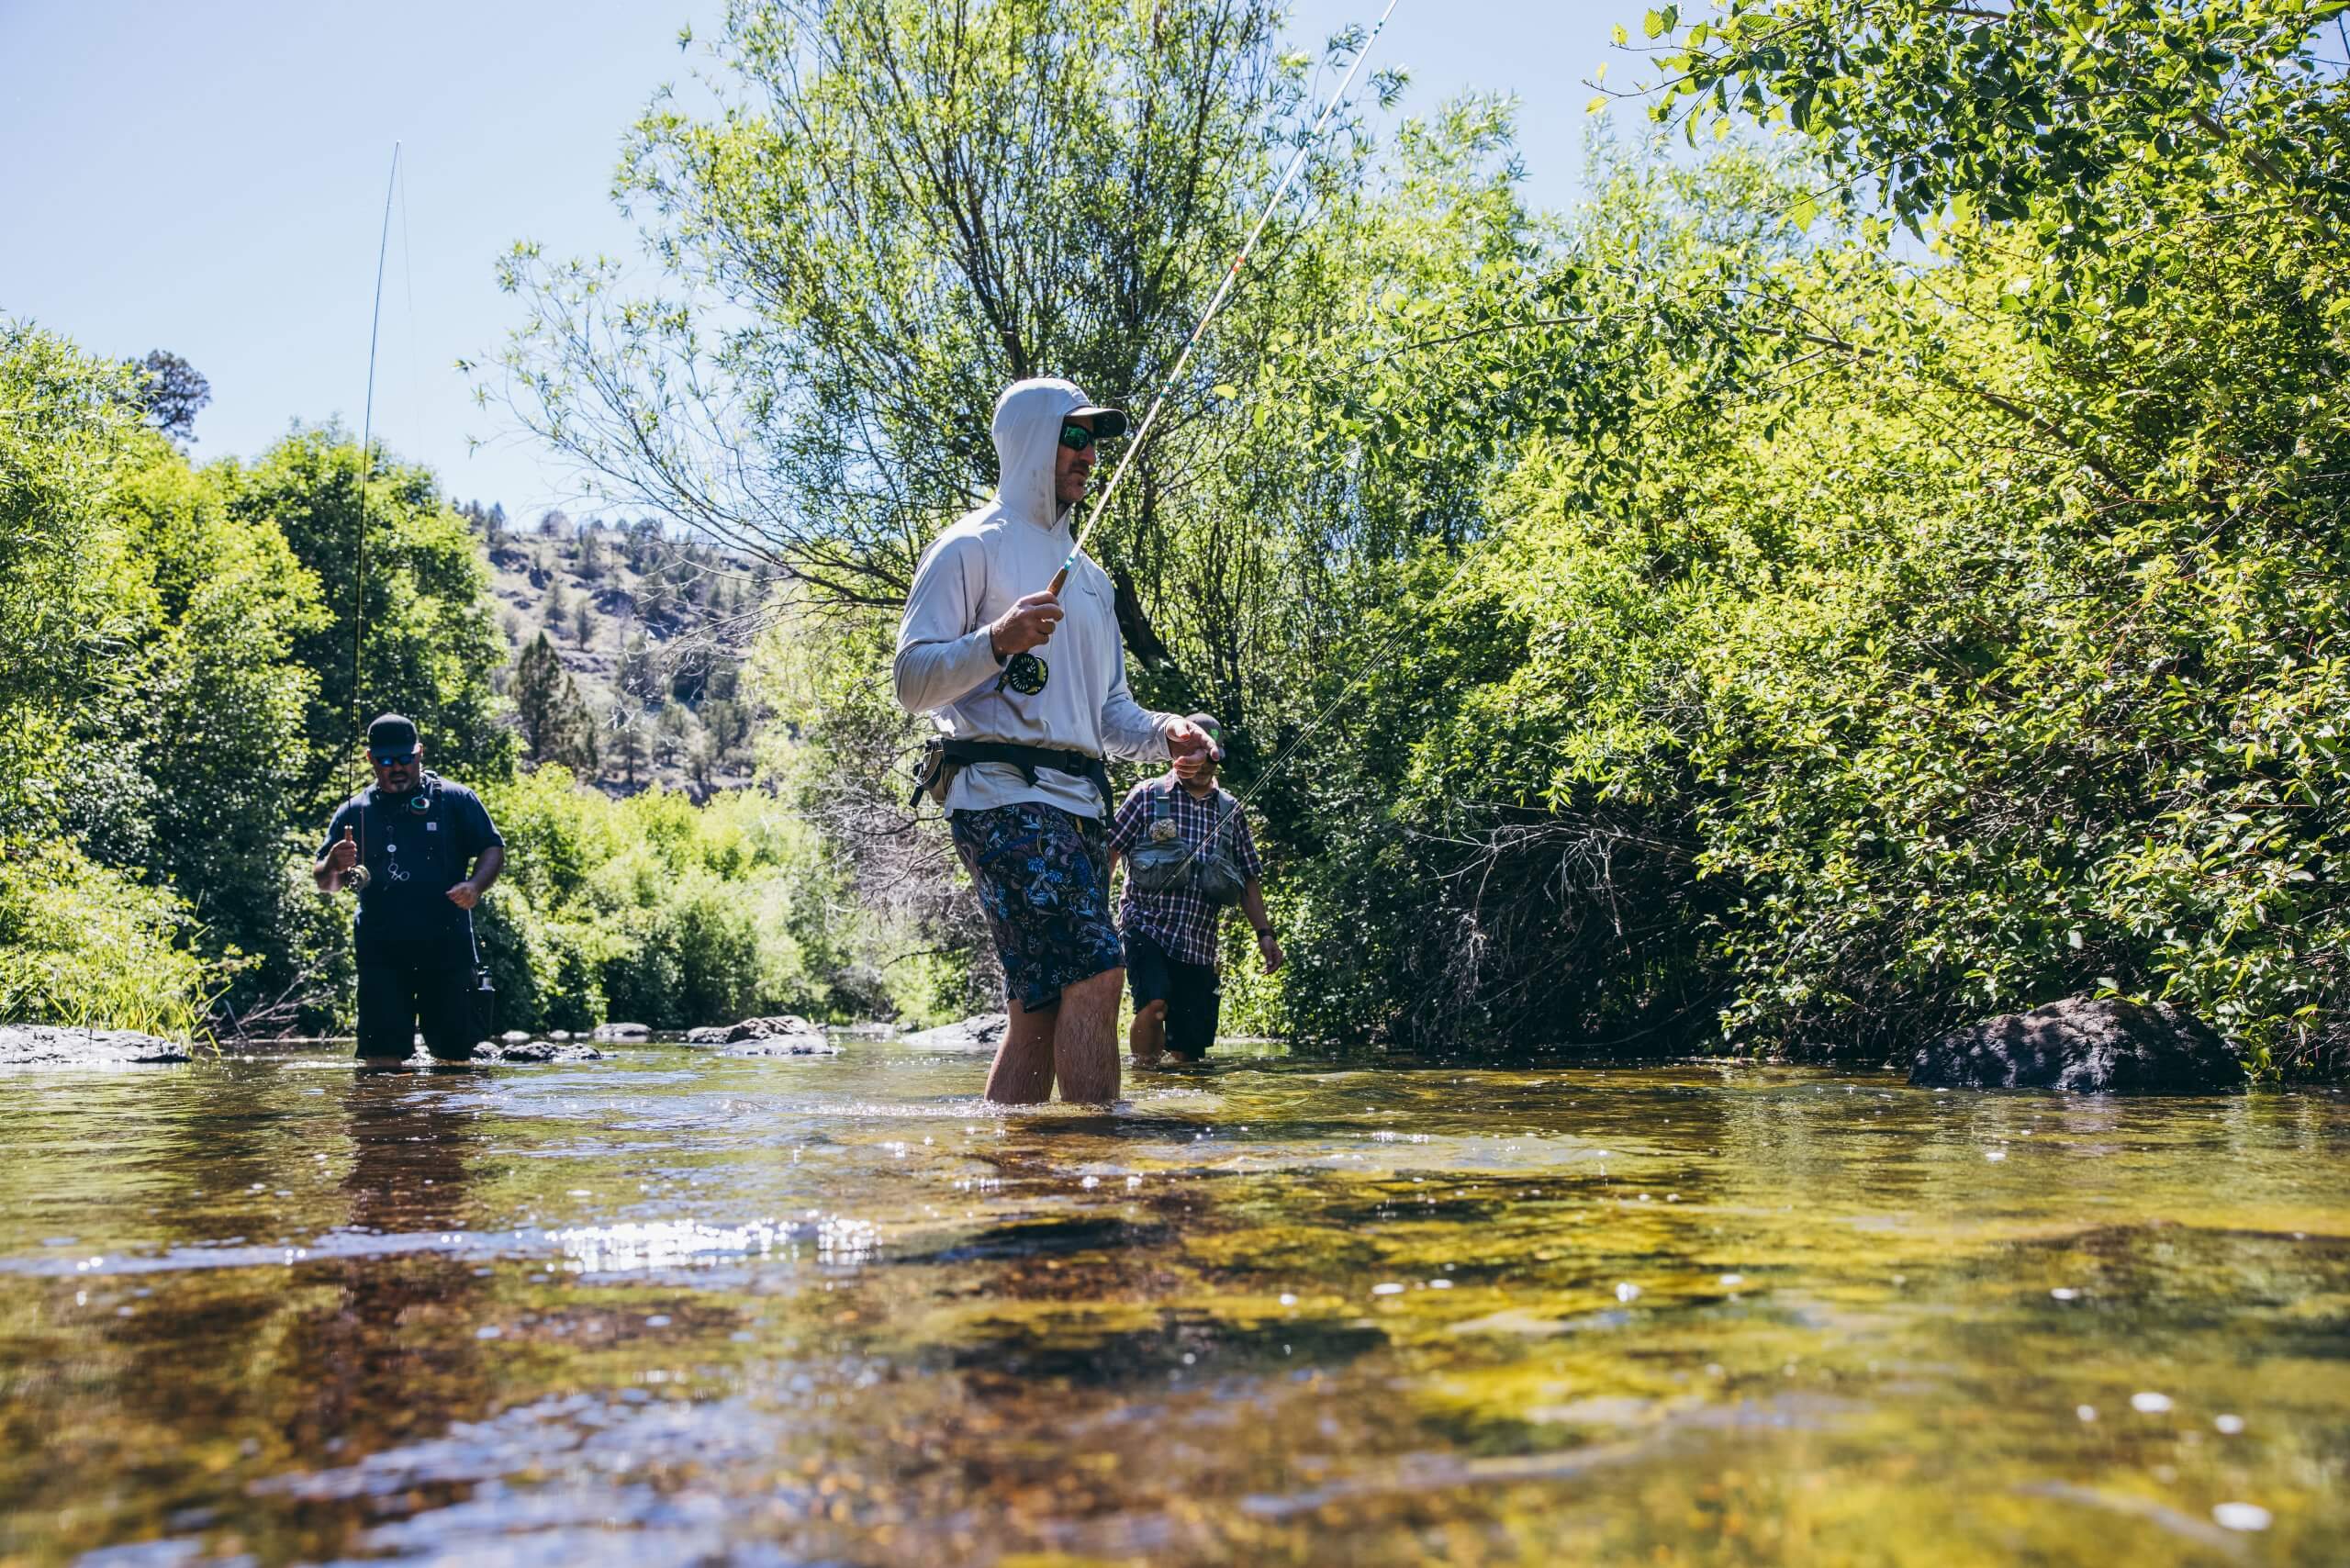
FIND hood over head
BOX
[990,376,1123,530]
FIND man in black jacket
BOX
[314,714,505,1064]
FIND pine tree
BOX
[620,632,657,701]
[513,632,597,773]
[609,707,646,787]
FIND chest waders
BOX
[361,775,497,1039]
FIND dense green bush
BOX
[468,767,872,1031]
[1268,7,2350,1076]
[0,841,208,1037]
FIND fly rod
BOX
[997,0,1403,699]
[339,141,400,891]
[355,142,397,747]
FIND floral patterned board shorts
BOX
[949,801,1125,1013]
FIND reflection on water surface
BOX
[1,1040,2344,1564]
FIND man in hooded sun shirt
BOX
[896,377,1219,1104]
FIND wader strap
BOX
[940,740,1113,814]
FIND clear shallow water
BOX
[1,1038,2345,1565]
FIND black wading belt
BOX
[912,739,1112,815]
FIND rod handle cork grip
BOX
[1046,566,1070,597]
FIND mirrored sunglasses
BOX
[371,750,417,768]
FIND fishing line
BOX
[356,141,398,753]
[1066,0,1400,570]
[997,0,1403,693]
[342,141,400,888]
[1158,543,1480,886]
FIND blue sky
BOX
[1,0,1635,519]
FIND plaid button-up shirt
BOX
[1106,776,1263,968]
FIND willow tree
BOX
[484,0,1389,628]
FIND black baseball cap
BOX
[1069,405,1129,439]
[366,714,420,754]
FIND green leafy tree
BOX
[228,427,516,808]
[486,0,1396,615]
[0,325,320,1030]
[1639,0,2345,241]
[1270,9,2350,1072]
[99,437,329,977]
[0,322,147,846]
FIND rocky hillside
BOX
[462,505,778,797]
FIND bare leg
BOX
[984,991,1058,1104]
[1128,998,1168,1066]
[1053,967,1125,1104]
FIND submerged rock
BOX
[1908,999,2243,1092]
[685,1014,823,1047]
[476,1038,607,1064]
[591,1021,652,1042]
[899,1013,1009,1052]
[0,1025,192,1068]
[723,1036,840,1058]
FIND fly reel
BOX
[1004,651,1049,696]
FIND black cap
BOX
[1072,405,1129,440]
[366,713,420,753]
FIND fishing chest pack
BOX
[1124,778,1247,905]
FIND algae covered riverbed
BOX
[1,1037,2344,1564]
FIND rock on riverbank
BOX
[684,1014,822,1047]
[1908,998,2243,1092]
[680,1015,838,1057]
[899,1014,1009,1052]
[0,1025,191,1068]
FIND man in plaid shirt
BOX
[1106,714,1284,1063]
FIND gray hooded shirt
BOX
[894,377,1174,819]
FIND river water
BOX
[1,1036,2344,1565]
